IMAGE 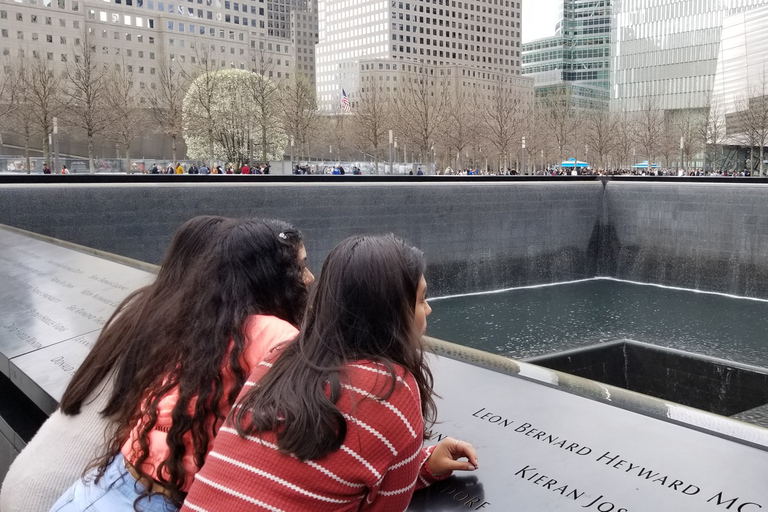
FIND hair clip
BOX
[278,232,288,240]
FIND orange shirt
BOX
[121,314,298,490]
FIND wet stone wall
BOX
[6,178,768,298]
[600,181,768,298]
[0,181,604,297]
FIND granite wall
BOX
[6,177,768,298]
[0,179,605,297]
[600,181,768,298]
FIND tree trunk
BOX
[88,137,95,174]
[172,135,177,165]
[24,131,30,174]
[125,144,131,173]
[42,134,50,168]
[208,129,215,169]
[261,127,268,164]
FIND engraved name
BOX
[46,260,84,274]
[88,275,129,291]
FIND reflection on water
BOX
[427,279,768,368]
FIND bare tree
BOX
[582,109,618,170]
[247,48,281,165]
[480,78,525,173]
[441,86,478,172]
[391,65,450,172]
[350,78,389,174]
[281,72,321,161]
[736,75,768,176]
[22,52,66,167]
[538,87,576,163]
[326,110,350,163]
[672,108,706,171]
[657,116,678,170]
[702,95,727,173]
[0,57,19,122]
[633,95,664,170]
[65,30,111,173]
[614,106,634,170]
[104,60,145,172]
[147,57,188,165]
[8,57,34,172]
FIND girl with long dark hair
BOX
[50,217,313,512]
[181,234,478,512]
[1,215,228,512]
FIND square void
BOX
[526,340,768,417]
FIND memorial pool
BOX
[427,278,768,369]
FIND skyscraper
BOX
[315,0,524,111]
[522,0,611,110]
[611,0,768,112]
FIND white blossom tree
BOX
[183,69,287,164]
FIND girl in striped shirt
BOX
[182,234,479,512]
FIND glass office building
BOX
[712,4,768,143]
[522,0,611,110]
[611,0,768,112]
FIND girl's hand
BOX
[426,437,479,477]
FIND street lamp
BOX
[53,117,60,174]
[522,137,526,176]
[394,138,398,173]
[431,145,435,175]
[389,130,393,174]
[290,136,294,173]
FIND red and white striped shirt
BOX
[181,357,446,512]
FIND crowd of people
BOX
[145,162,272,174]
[435,166,757,177]
[0,217,478,512]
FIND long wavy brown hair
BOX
[235,234,436,461]
[63,217,307,508]
[60,215,228,416]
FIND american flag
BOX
[341,89,351,113]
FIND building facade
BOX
[611,0,768,113]
[315,0,524,111]
[0,0,307,158]
[522,0,611,111]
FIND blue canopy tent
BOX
[560,158,589,168]
[632,161,660,169]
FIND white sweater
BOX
[0,379,113,512]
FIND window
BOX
[60,36,66,43]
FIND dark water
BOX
[427,279,768,369]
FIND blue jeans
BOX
[49,453,178,512]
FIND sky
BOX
[522,0,560,43]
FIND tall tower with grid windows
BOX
[521,0,611,111]
[315,0,524,112]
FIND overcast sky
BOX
[522,0,560,43]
